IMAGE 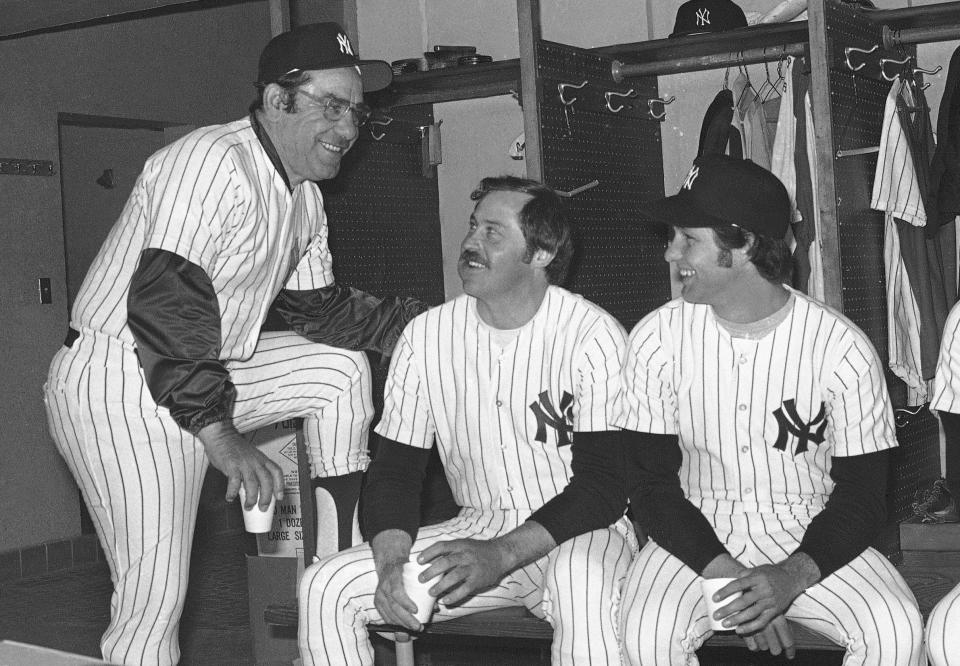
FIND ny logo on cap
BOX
[772,399,827,456]
[682,165,700,190]
[696,8,711,26]
[337,32,354,55]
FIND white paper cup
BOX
[402,559,438,624]
[701,577,742,631]
[238,486,276,534]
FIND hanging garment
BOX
[929,44,960,233]
[770,57,800,228]
[784,60,823,299]
[698,87,743,158]
[734,73,773,169]
[805,89,825,302]
[871,77,957,406]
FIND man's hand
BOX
[197,421,284,509]
[718,553,819,637]
[704,553,820,657]
[418,538,513,606]
[371,530,422,631]
[418,522,557,607]
[741,615,796,659]
[701,552,813,659]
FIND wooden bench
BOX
[267,549,960,663]
[280,426,960,663]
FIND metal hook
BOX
[647,94,676,120]
[844,44,879,72]
[555,179,600,198]
[368,117,393,141]
[605,88,637,113]
[914,64,943,76]
[880,55,913,81]
[558,80,588,106]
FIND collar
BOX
[250,111,293,192]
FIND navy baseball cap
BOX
[639,155,790,239]
[670,0,748,38]
[258,22,393,92]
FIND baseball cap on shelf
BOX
[258,22,393,92]
[639,155,790,239]
[670,0,748,38]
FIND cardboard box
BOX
[245,421,304,557]
[247,555,300,666]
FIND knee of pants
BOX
[855,596,923,655]
[299,552,372,623]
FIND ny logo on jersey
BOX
[772,399,827,455]
[695,8,711,26]
[682,165,700,190]
[337,32,354,56]
[529,391,574,447]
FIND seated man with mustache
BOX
[298,175,637,666]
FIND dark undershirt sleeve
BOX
[127,248,234,435]
[793,450,889,579]
[624,429,728,574]
[528,430,629,545]
[272,287,429,357]
[362,435,432,542]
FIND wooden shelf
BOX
[594,20,810,66]
[373,59,521,108]
[375,1,960,108]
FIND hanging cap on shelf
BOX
[669,0,748,38]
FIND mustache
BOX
[459,250,487,265]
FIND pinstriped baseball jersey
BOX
[374,285,626,512]
[615,288,897,521]
[70,116,333,361]
[872,79,927,228]
[931,301,960,413]
[871,77,929,405]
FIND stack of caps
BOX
[424,45,488,70]
[391,58,421,76]
[458,54,493,66]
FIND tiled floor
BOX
[0,511,258,666]
[0,492,846,666]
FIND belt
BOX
[64,327,80,348]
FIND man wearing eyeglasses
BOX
[43,23,425,666]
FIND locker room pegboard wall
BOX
[319,104,444,411]
[535,40,671,330]
[320,105,444,308]
[825,0,938,521]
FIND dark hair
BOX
[712,224,793,283]
[470,176,573,285]
[249,70,312,113]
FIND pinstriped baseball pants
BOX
[43,328,373,666]
[926,581,960,666]
[619,536,924,665]
[298,509,638,666]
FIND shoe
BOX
[912,478,960,524]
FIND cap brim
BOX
[356,60,393,92]
[638,192,730,228]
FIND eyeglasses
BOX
[295,89,372,127]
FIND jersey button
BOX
[739,355,748,364]
[738,404,747,411]
[496,400,503,407]
[506,486,514,492]
[744,488,753,495]
[741,446,749,453]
